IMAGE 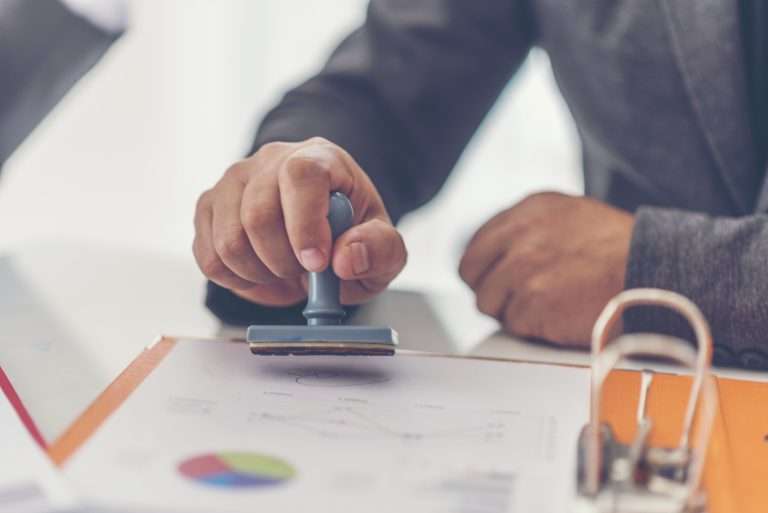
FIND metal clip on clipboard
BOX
[575,288,719,513]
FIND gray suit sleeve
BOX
[625,207,768,369]
[0,0,120,166]
[250,0,534,223]
[207,0,535,325]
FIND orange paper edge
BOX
[48,337,176,466]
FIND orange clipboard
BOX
[47,335,768,513]
[600,370,768,513]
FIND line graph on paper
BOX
[247,399,557,461]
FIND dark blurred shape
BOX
[0,0,121,170]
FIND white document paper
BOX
[0,381,78,513]
[64,339,589,513]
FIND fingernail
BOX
[350,242,370,275]
[299,248,326,272]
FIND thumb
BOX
[332,218,407,302]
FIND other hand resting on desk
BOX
[459,192,634,347]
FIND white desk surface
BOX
[1,243,766,443]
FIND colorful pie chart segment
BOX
[178,451,295,488]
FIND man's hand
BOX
[459,192,634,346]
[193,137,407,306]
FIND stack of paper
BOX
[61,339,590,513]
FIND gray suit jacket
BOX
[0,0,118,168]
[207,0,768,369]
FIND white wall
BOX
[0,0,581,293]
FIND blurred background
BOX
[0,0,581,296]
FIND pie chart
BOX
[178,451,295,488]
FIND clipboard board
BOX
[576,289,768,513]
[592,370,768,513]
[47,294,768,513]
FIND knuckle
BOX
[516,193,546,213]
[193,239,225,279]
[526,191,551,201]
[510,246,539,270]
[458,264,470,284]
[255,142,295,168]
[527,191,557,202]
[506,283,548,338]
[516,194,537,210]
[195,190,212,212]
[476,294,495,317]
[223,161,248,180]
[514,292,536,319]
[240,207,261,232]
[258,141,287,157]
[198,255,227,279]
[458,256,476,285]
[306,136,331,146]
[241,204,279,234]
[502,311,523,335]
[362,220,406,272]
[524,274,550,296]
[282,155,330,185]
[214,230,249,260]
[502,301,535,337]
[367,217,389,232]
[521,191,568,209]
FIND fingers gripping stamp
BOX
[247,192,398,356]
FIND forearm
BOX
[251,0,534,223]
[206,0,535,326]
[625,207,768,369]
[0,0,120,164]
